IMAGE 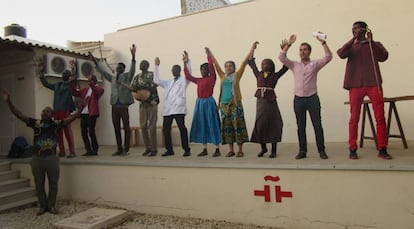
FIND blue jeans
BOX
[294,94,325,153]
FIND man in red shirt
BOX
[337,21,392,160]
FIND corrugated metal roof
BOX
[0,35,88,57]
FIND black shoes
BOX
[183,150,191,157]
[36,207,58,216]
[48,207,58,214]
[198,148,208,157]
[257,150,268,157]
[36,208,47,216]
[112,150,123,156]
[82,152,97,156]
[212,148,221,157]
[162,151,175,157]
[295,151,306,159]
[349,149,358,160]
[378,148,392,160]
[269,152,276,158]
[319,151,328,160]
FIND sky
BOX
[1,0,245,47]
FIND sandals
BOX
[236,152,244,157]
[225,151,235,157]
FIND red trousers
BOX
[53,111,75,154]
[348,87,387,150]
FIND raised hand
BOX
[2,88,10,102]
[34,56,45,73]
[252,41,259,50]
[280,39,290,50]
[130,44,136,57]
[182,51,189,63]
[366,29,373,41]
[205,47,212,56]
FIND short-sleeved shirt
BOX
[27,118,63,155]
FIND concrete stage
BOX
[7,140,414,229]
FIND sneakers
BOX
[295,151,306,159]
[142,149,151,156]
[378,148,392,160]
[119,151,129,156]
[349,149,358,160]
[198,148,208,157]
[148,151,157,157]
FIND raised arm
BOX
[205,47,216,80]
[209,48,225,79]
[183,51,198,84]
[315,32,333,59]
[39,71,55,91]
[89,51,114,82]
[278,35,296,69]
[247,42,260,76]
[126,44,137,82]
[3,88,30,124]
[153,57,161,86]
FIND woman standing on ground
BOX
[209,43,256,157]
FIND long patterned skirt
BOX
[220,102,249,144]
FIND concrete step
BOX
[0,170,19,182]
[0,187,36,207]
[54,207,129,229]
[0,161,11,172]
[0,196,38,212]
[0,178,30,193]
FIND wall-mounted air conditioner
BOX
[76,59,94,79]
[45,53,74,77]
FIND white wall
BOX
[12,162,414,229]
[94,0,414,147]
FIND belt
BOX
[257,87,274,97]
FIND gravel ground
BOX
[0,200,282,229]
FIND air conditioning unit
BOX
[45,53,74,77]
[76,59,94,79]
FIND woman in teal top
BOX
[209,42,256,157]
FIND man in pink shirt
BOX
[279,34,332,160]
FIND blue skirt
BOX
[190,96,221,145]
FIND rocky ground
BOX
[0,200,282,229]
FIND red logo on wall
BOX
[254,175,293,202]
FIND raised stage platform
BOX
[6,140,414,229]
